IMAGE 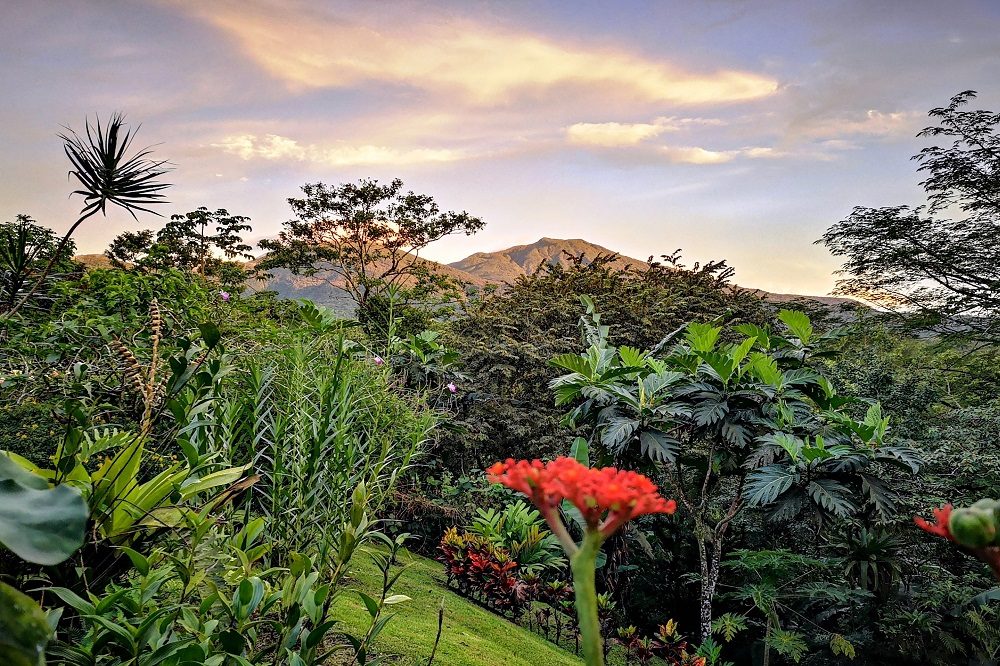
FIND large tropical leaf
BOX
[777,310,813,345]
[807,479,857,517]
[600,416,639,452]
[876,446,922,474]
[638,429,679,463]
[744,464,800,506]
[0,454,87,565]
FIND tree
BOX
[257,178,485,313]
[106,207,253,276]
[4,113,169,318]
[550,305,920,641]
[0,216,79,312]
[820,91,1000,343]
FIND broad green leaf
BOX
[569,437,590,466]
[744,465,799,506]
[549,353,592,377]
[777,310,813,345]
[685,322,721,353]
[0,581,53,666]
[0,456,87,565]
[179,465,249,500]
[198,322,221,348]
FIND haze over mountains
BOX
[77,237,857,310]
[251,237,858,309]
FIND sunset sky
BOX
[2,0,999,295]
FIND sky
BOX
[1,0,999,295]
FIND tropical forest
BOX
[2,3,1000,666]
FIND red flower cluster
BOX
[914,504,955,542]
[487,457,677,537]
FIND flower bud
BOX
[971,499,1000,545]
[949,507,998,548]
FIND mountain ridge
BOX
[76,237,858,308]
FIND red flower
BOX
[487,457,676,538]
[914,504,955,542]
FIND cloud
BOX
[565,116,725,147]
[567,120,670,147]
[212,133,464,166]
[178,1,779,105]
[660,145,783,164]
[792,109,923,140]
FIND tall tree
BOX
[106,207,253,275]
[820,91,1000,342]
[257,178,485,312]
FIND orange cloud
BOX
[178,1,779,105]
[212,134,464,166]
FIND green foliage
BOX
[467,500,566,573]
[258,178,485,312]
[820,90,1000,341]
[710,613,747,643]
[0,581,54,666]
[0,454,87,565]
[441,252,767,472]
[212,333,432,570]
[0,216,79,313]
[106,207,253,289]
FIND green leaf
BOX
[744,465,799,506]
[638,430,679,463]
[829,633,856,659]
[0,581,53,666]
[358,592,380,619]
[767,628,809,663]
[0,455,87,565]
[568,437,589,466]
[178,465,249,500]
[197,322,221,348]
[806,479,857,517]
[117,547,150,577]
[685,322,721,353]
[778,310,813,345]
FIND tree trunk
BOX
[697,531,725,642]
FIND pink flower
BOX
[373,355,385,367]
[219,291,231,302]
[447,382,457,393]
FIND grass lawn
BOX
[331,548,584,665]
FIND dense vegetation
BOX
[2,92,999,666]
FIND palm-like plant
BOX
[5,113,169,317]
[550,302,921,642]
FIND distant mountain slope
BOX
[450,238,861,308]
[77,237,860,311]
[448,237,647,283]
[246,253,486,311]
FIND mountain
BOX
[246,253,486,311]
[76,237,859,310]
[450,238,860,308]
[448,237,648,283]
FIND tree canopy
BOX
[820,91,1000,343]
[257,178,485,311]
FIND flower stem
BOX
[571,528,604,666]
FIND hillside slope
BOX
[448,237,647,283]
[334,549,583,665]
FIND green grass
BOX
[332,548,584,666]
